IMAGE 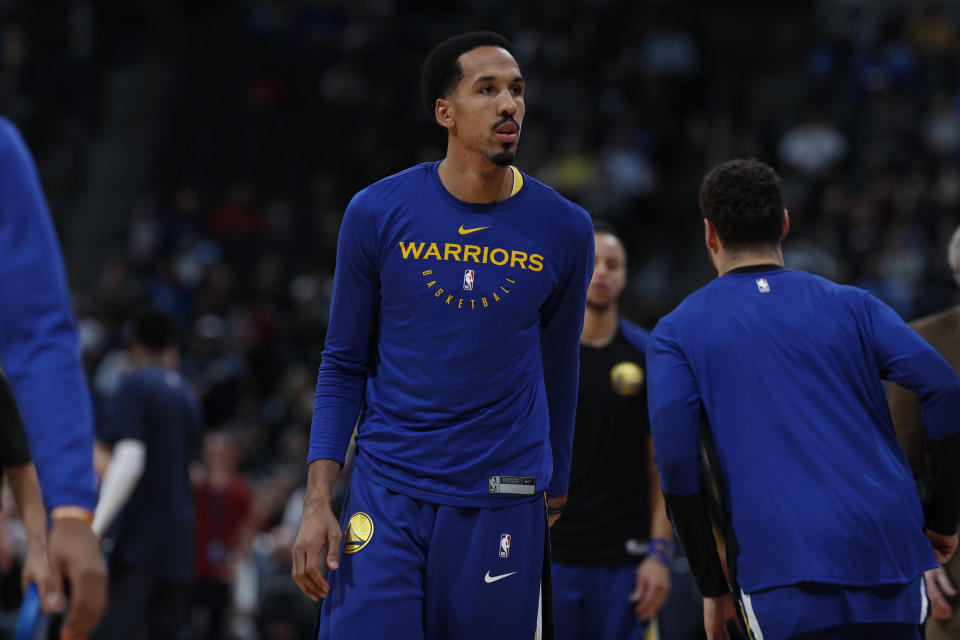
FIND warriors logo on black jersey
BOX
[610,361,644,397]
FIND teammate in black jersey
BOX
[551,222,686,640]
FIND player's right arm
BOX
[866,294,960,561]
[294,192,380,599]
[292,459,343,600]
[647,319,736,637]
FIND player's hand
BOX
[292,503,342,601]
[546,494,567,527]
[926,566,957,620]
[48,518,108,639]
[629,557,670,621]
[21,539,59,614]
[703,593,739,640]
[927,529,959,564]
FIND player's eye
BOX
[481,85,495,94]
[510,85,523,96]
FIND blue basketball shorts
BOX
[552,562,649,640]
[737,575,928,639]
[316,464,548,640]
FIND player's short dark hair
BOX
[699,158,786,252]
[421,31,516,118]
[592,218,628,262]
[133,309,175,353]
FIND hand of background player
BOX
[21,537,58,613]
[703,593,739,640]
[47,518,107,639]
[925,566,957,620]
[292,504,342,601]
[927,529,959,564]
[630,556,670,621]
[546,494,567,527]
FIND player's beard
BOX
[491,144,515,167]
[585,298,614,312]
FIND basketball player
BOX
[889,224,960,639]
[648,159,960,639]
[550,222,675,640]
[292,31,594,640]
[0,115,106,639]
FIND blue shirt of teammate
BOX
[0,116,96,511]
[99,366,202,581]
[309,161,594,506]
[648,267,960,592]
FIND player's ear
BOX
[704,218,719,253]
[435,98,454,130]
[781,209,790,240]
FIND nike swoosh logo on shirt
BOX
[484,571,517,584]
[458,225,489,235]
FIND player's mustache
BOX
[492,116,520,131]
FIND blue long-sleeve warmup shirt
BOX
[309,162,594,506]
[0,117,96,510]
[648,267,960,592]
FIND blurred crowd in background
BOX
[2,0,960,638]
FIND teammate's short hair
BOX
[949,224,960,286]
[421,31,516,118]
[592,218,627,261]
[699,158,786,252]
[133,309,175,353]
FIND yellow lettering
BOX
[399,242,425,259]
[443,243,462,261]
[482,297,489,307]
[463,245,481,263]
[445,295,453,304]
[422,269,433,276]
[424,243,442,260]
[490,248,508,265]
[505,278,515,284]
[528,254,544,271]
[471,299,475,309]
[435,288,444,298]
[481,246,490,263]
[500,286,510,294]
[458,299,463,309]
[492,292,501,302]
[510,250,528,269]
[427,281,436,287]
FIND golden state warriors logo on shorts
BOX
[343,512,374,554]
[610,361,645,396]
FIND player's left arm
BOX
[539,215,594,521]
[866,294,960,556]
[630,433,674,621]
[0,122,96,514]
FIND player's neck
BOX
[581,302,619,348]
[714,246,784,276]
[437,150,513,204]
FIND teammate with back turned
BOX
[647,158,960,640]
[291,31,594,640]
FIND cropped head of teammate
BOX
[699,158,790,274]
[587,221,627,310]
[948,223,960,285]
[422,31,524,167]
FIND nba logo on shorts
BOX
[463,269,475,291]
[756,278,770,293]
[499,533,511,558]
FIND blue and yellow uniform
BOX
[310,161,594,640]
[648,266,960,639]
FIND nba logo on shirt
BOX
[499,534,511,558]
[463,269,475,291]
[756,278,770,293]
